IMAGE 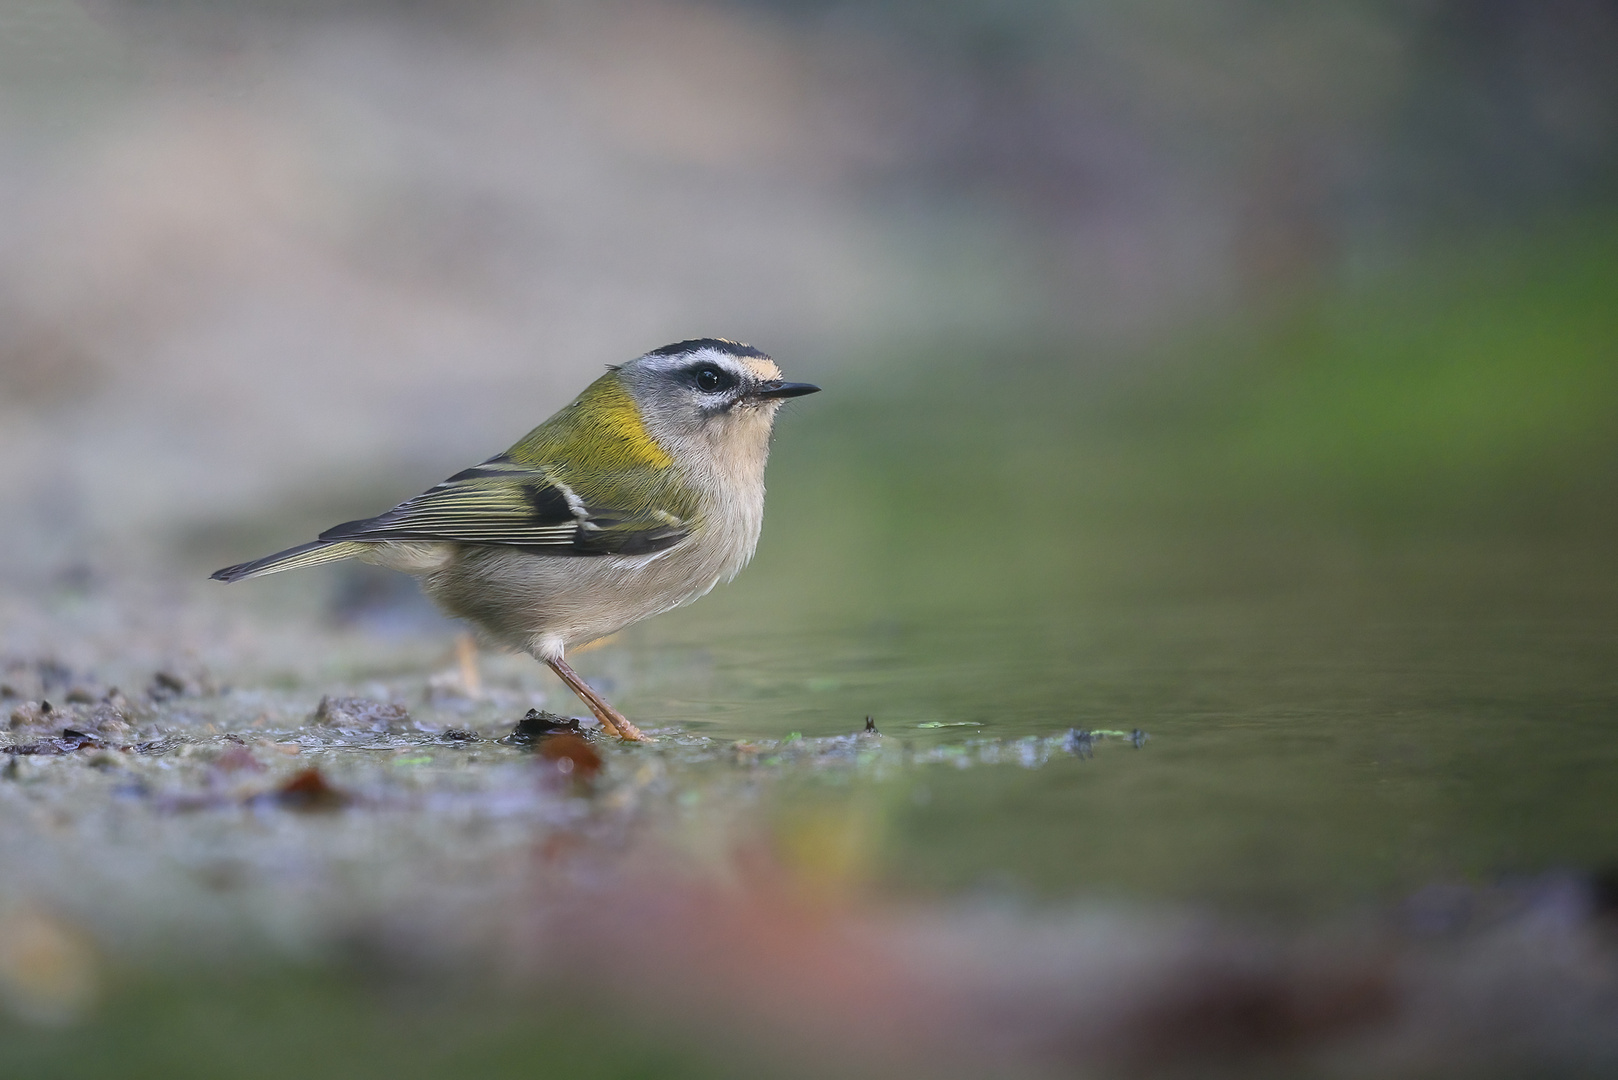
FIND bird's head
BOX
[616,339,819,456]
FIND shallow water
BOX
[616,524,1618,917]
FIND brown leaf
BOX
[273,768,350,811]
[213,745,264,774]
[537,733,601,780]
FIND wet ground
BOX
[3,542,1618,1079]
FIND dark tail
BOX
[211,540,365,582]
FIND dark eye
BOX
[692,365,731,393]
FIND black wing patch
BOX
[572,516,690,556]
[522,481,573,522]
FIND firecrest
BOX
[212,339,820,740]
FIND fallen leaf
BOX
[538,734,601,780]
[272,768,350,811]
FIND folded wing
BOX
[317,456,690,556]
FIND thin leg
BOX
[545,656,647,742]
[455,633,483,699]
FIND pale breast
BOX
[418,403,776,658]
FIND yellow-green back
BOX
[507,371,701,522]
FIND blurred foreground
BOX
[2,707,1615,1079]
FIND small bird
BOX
[212,339,819,741]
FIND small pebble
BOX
[1063,728,1093,758]
[313,695,410,732]
[504,709,581,744]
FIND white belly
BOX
[413,497,763,660]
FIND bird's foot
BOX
[591,704,646,743]
[545,656,648,742]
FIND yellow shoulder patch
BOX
[507,372,674,472]
[571,377,674,470]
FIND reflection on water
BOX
[627,531,1618,917]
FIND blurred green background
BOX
[659,211,1618,913]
